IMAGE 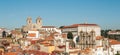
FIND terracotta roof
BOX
[62,23,99,28]
[24,50,49,55]
[96,36,103,40]
[30,40,37,44]
[109,39,120,45]
[5,52,18,55]
[42,26,55,28]
[28,33,36,37]
[96,46,103,48]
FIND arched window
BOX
[90,30,95,36]
[79,31,83,36]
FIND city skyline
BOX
[0,0,120,29]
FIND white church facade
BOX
[22,16,42,32]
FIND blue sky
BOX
[0,0,120,29]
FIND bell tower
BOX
[27,17,32,25]
[36,16,42,28]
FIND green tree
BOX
[101,29,111,38]
[59,26,64,29]
[67,32,73,39]
[101,30,105,36]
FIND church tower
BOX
[27,17,32,25]
[36,16,42,28]
[26,17,32,30]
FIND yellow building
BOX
[40,42,55,54]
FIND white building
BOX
[96,36,103,46]
[27,31,39,39]
[111,44,120,54]
[110,39,120,54]
[22,16,62,38]
[42,26,61,34]
[61,23,101,49]
[61,23,101,36]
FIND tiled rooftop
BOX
[109,39,120,45]
[96,36,103,40]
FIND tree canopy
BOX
[67,32,73,39]
[59,26,64,29]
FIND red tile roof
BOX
[96,46,103,48]
[109,39,120,45]
[24,50,49,55]
[4,52,18,55]
[62,23,99,28]
[28,33,36,37]
[96,36,103,40]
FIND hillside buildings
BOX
[108,30,120,41]
[0,16,120,55]
[22,17,61,32]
